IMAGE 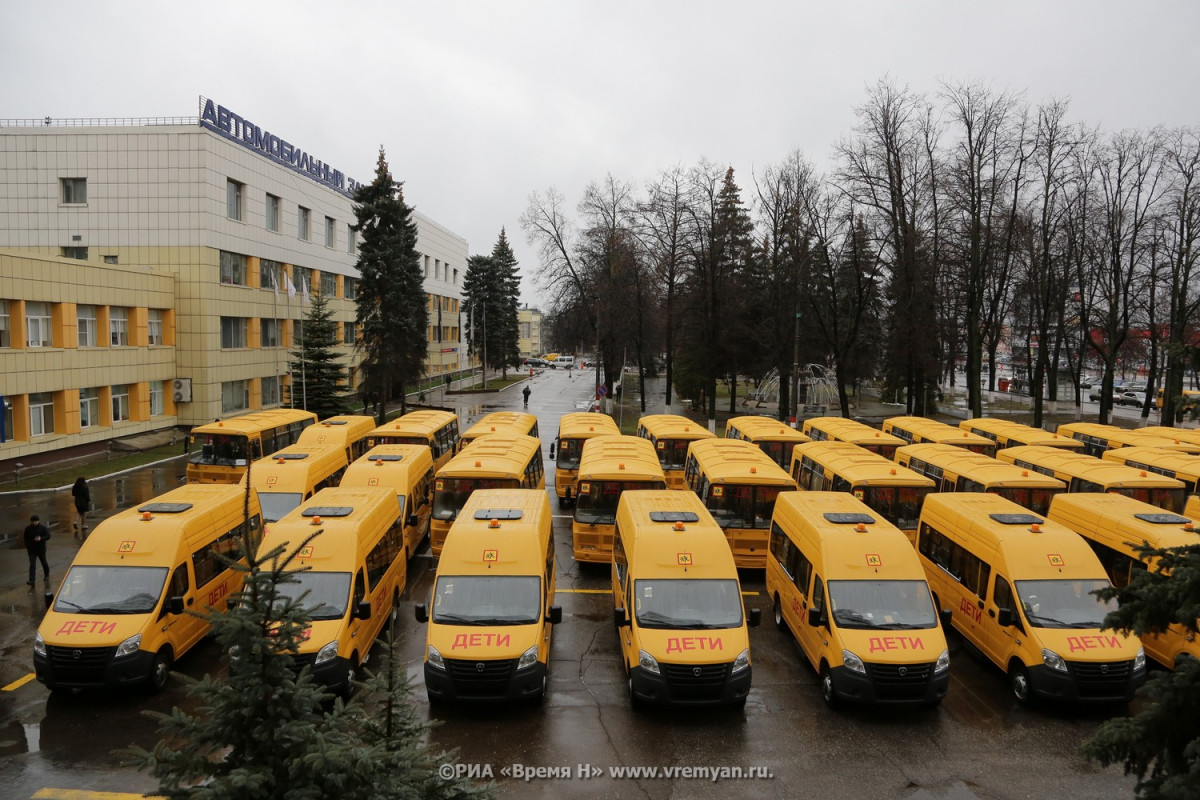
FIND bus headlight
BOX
[427,645,445,671]
[1134,647,1146,672]
[1041,648,1068,673]
[934,648,950,674]
[841,649,866,674]
[731,648,751,675]
[34,632,45,657]
[314,640,339,665]
[114,634,142,659]
[517,645,539,671]
[638,649,661,675]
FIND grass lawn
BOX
[5,444,187,492]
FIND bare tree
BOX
[1158,127,1200,425]
[637,166,691,410]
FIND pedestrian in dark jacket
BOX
[24,514,50,587]
[71,476,90,538]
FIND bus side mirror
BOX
[549,442,556,460]
[415,603,428,623]
[807,607,824,628]
[940,608,953,628]
[614,607,629,627]
[748,608,762,628]
[548,606,563,624]
[997,607,1015,627]
[167,596,186,615]
[356,600,372,620]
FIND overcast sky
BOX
[5,1,1199,307]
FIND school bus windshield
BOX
[632,579,743,629]
[189,433,251,465]
[259,492,303,523]
[556,438,586,469]
[704,485,787,529]
[275,572,351,621]
[758,441,798,470]
[860,486,931,530]
[1122,487,1187,513]
[433,477,520,520]
[55,566,169,615]
[576,480,662,525]
[655,440,692,471]
[1015,579,1116,628]
[995,487,1059,517]
[828,580,938,630]
[432,575,541,625]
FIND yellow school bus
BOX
[635,413,717,490]
[340,444,436,559]
[187,408,318,484]
[366,410,461,470]
[767,492,950,707]
[683,438,798,568]
[1101,446,1200,496]
[790,441,935,542]
[997,445,1187,513]
[1139,425,1200,449]
[895,443,1066,516]
[1047,492,1200,669]
[416,489,559,702]
[573,435,667,563]
[243,443,349,522]
[1154,389,1200,409]
[916,493,1146,704]
[958,418,1086,452]
[802,417,906,460]
[460,411,540,449]
[1054,422,1200,458]
[725,415,812,471]
[612,490,761,708]
[259,486,405,695]
[882,416,997,457]
[34,484,263,692]
[431,434,546,555]
[552,412,621,505]
[297,415,378,464]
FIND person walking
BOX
[522,385,531,408]
[24,514,50,587]
[71,476,90,538]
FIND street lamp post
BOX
[593,297,601,411]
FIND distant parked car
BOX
[1117,391,1143,407]
[1088,388,1106,402]
[526,357,548,368]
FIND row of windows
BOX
[1,383,167,441]
[364,520,406,588]
[769,524,819,605]
[917,523,992,600]
[219,251,359,301]
[227,179,357,254]
[193,515,262,588]
[793,455,853,492]
[219,316,358,349]
[0,300,165,349]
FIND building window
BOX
[424,255,430,277]
[2,397,12,441]
[112,384,130,422]
[293,267,311,296]
[103,255,118,264]
[61,178,87,204]
[30,392,54,436]
[78,304,98,347]
[80,387,100,429]
[110,307,129,346]
[26,301,52,347]
[343,321,357,345]
[261,318,282,347]
[221,317,248,349]
[227,179,244,220]
[221,380,250,414]
[453,268,458,284]
[435,259,441,280]
[344,277,356,300]
[219,250,248,285]
[148,309,164,345]
[321,271,336,296]
[298,206,310,240]
[266,193,281,232]
[149,381,164,416]
[325,216,335,248]
[262,375,281,406]
[62,246,88,260]
[347,224,356,254]
[0,300,10,348]
[259,259,282,293]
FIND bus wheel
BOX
[773,595,788,632]
[627,676,643,711]
[819,663,838,709]
[389,591,401,631]
[1009,662,1033,704]
[343,654,360,698]
[147,650,172,693]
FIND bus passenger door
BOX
[161,564,204,655]
[350,569,368,645]
[984,575,1020,664]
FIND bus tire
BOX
[1009,661,1033,705]
[773,594,788,632]
[147,650,172,693]
[627,675,643,711]
[819,662,838,709]
[389,591,401,632]
[343,653,360,699]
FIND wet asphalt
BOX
[0,370,1138,799]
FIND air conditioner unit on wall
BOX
[172,378,192,403]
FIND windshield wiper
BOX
[55,598,89,613]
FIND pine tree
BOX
[462,230,522,380]
[490,229,522,377]
[289,290,349,418]
[353,148,427,423]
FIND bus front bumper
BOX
[1027,660,1146,703]
[828,662,950,705]
[34,647,156,689]
[424,659,547,702]
[629,664,751,707]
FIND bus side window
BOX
[161,565,190,619]
[812,576,826,623]
[251,439,262,460]
[354,569,367,607]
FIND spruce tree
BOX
[353,148,427,422]
[490,229,522,377]
[289,290,349,418]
